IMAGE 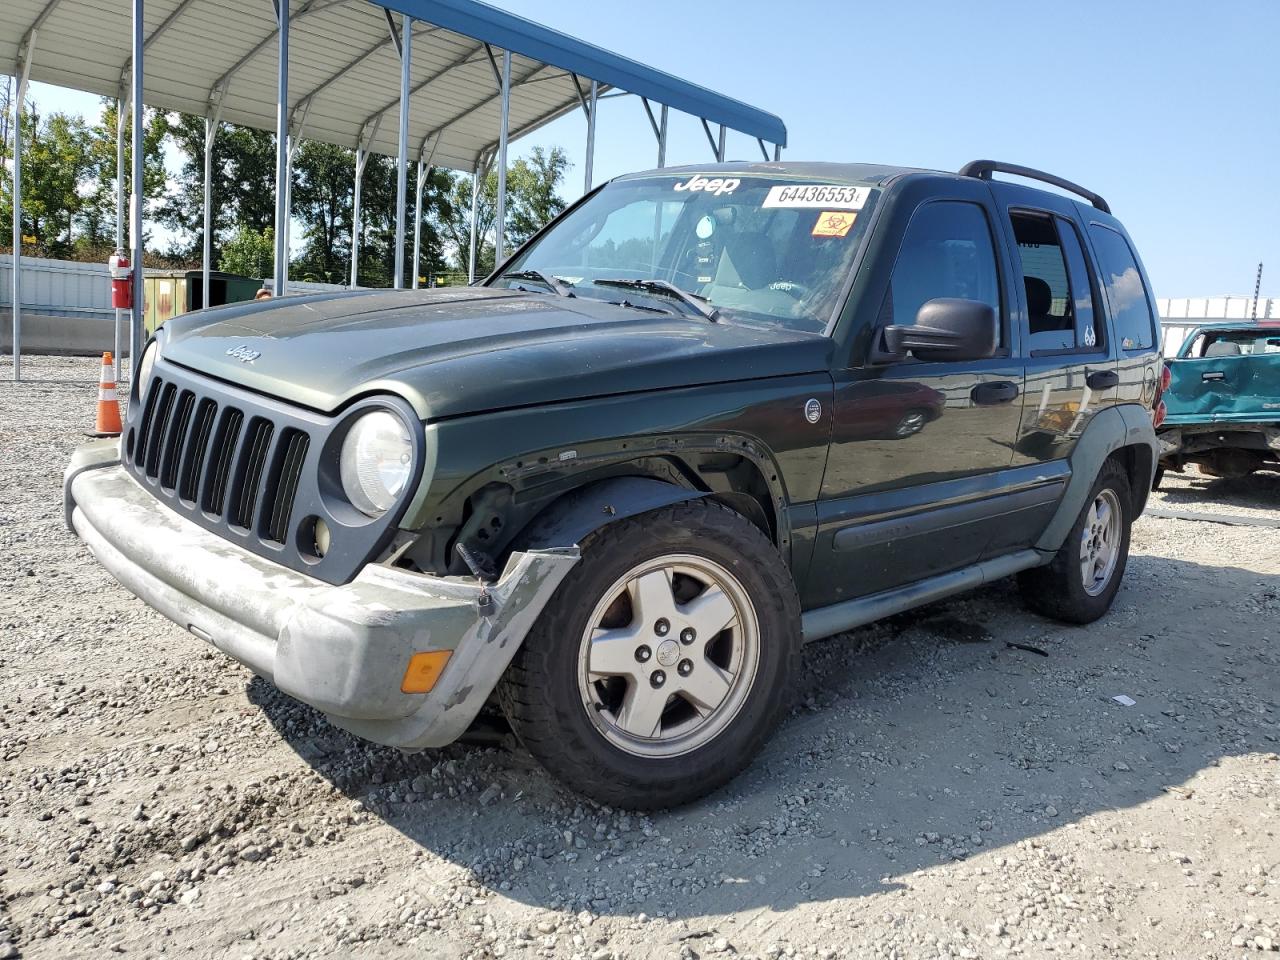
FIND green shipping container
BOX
[143,270,264,335]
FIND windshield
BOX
[493,174,880,333]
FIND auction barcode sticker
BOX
[762,184,871,210]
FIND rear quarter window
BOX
[1088,224,1156,351]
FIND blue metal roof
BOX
[372,0,788,146]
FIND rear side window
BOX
[1187,330,1280,357]
[1009,212,1101,354]
[886,201,1002,342]
[1089,225,1156,350]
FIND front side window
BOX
[496,175,879,333]
[884,200,1001,342]
[1089,224,1156,350]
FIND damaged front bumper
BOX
[63,440,579,749]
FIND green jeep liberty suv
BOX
[65,160,1163,808]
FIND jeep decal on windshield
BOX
[763,184,871,210]
[672,175,741,196]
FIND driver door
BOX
[805,197,1027,608]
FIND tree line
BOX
[0,83,569,287]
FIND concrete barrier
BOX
[0,311,123,357]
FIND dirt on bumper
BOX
[64,442,579,749]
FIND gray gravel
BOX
[2,354,1278,960]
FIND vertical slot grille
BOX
[202,408,244,517]
[179,399,217,503]
[263,430,309,544]
[229,418,274,530]
[143,383,178,478]
[159,390,195,491]
[134,377,164,468]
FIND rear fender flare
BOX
[1035,405,1158,554]
[515,477,706,551]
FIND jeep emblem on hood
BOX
[226,345,261,363]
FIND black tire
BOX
[499,499,801,809]
[1152,466,1165,491]
[1017,457,1133,625]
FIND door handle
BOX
[1086,370,1119,390]
[1201,371,1225,382]
[971,380,1020,405]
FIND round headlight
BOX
[136,339,159,397]
[340,411,413,517]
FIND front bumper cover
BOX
[64,441,579,749]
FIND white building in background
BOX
[1159,296,1279,356]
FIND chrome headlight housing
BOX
[339,410,413,517]
[136,339,159,398]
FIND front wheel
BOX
[499,500,801,809]
[1018,458,1133,624]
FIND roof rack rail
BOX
[958,160,1111,215]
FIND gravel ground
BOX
[2,354,1278,960]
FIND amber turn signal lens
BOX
[400,650,452,694]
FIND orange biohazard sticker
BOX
[812,211,856,238]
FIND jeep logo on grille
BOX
[226,345,261,363]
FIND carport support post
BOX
[412,158,426,289]
[201,110,221,311]
[717,123,726,162]
[657,104,667,168]
[114,94,127,380]
[493,50,511,267]
[10,45,32,382]
[351,145,367,287]
[130,0,144,368]
[392,14,412,289]
[583,79,597,193]
[467,164,480,283]
[271,0,290,296]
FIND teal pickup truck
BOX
[1157,321,1280,483]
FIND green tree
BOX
[80,100,170,251]
[0,102,99,256]
[291,140,354,283]
[437,146,569,277]
[219,225,274,279]
[159,116,277,261]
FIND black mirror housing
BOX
[883,298,997,362]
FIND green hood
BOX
[160,288,832,419]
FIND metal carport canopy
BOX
[1,0,787,173]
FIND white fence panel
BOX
[0,254,114,319]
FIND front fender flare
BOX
[516,476,706,550]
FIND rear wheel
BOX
[499,500,800,809]
[1018,458,1132,624]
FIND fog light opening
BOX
[299,516,330,562]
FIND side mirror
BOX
[883,298,997,362]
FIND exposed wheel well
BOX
[1109,443,1155,515]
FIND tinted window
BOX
[1058,220,1100,350]
[886,201,1001,345]
[1010,212,1102,353]
[1089,225,1155,350]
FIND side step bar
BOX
[801,549,1045,643]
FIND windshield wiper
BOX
[502,269,575,298]
[593,278,720,322]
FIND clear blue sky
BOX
[27,0,1279,297]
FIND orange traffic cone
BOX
[88,351,123,438]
